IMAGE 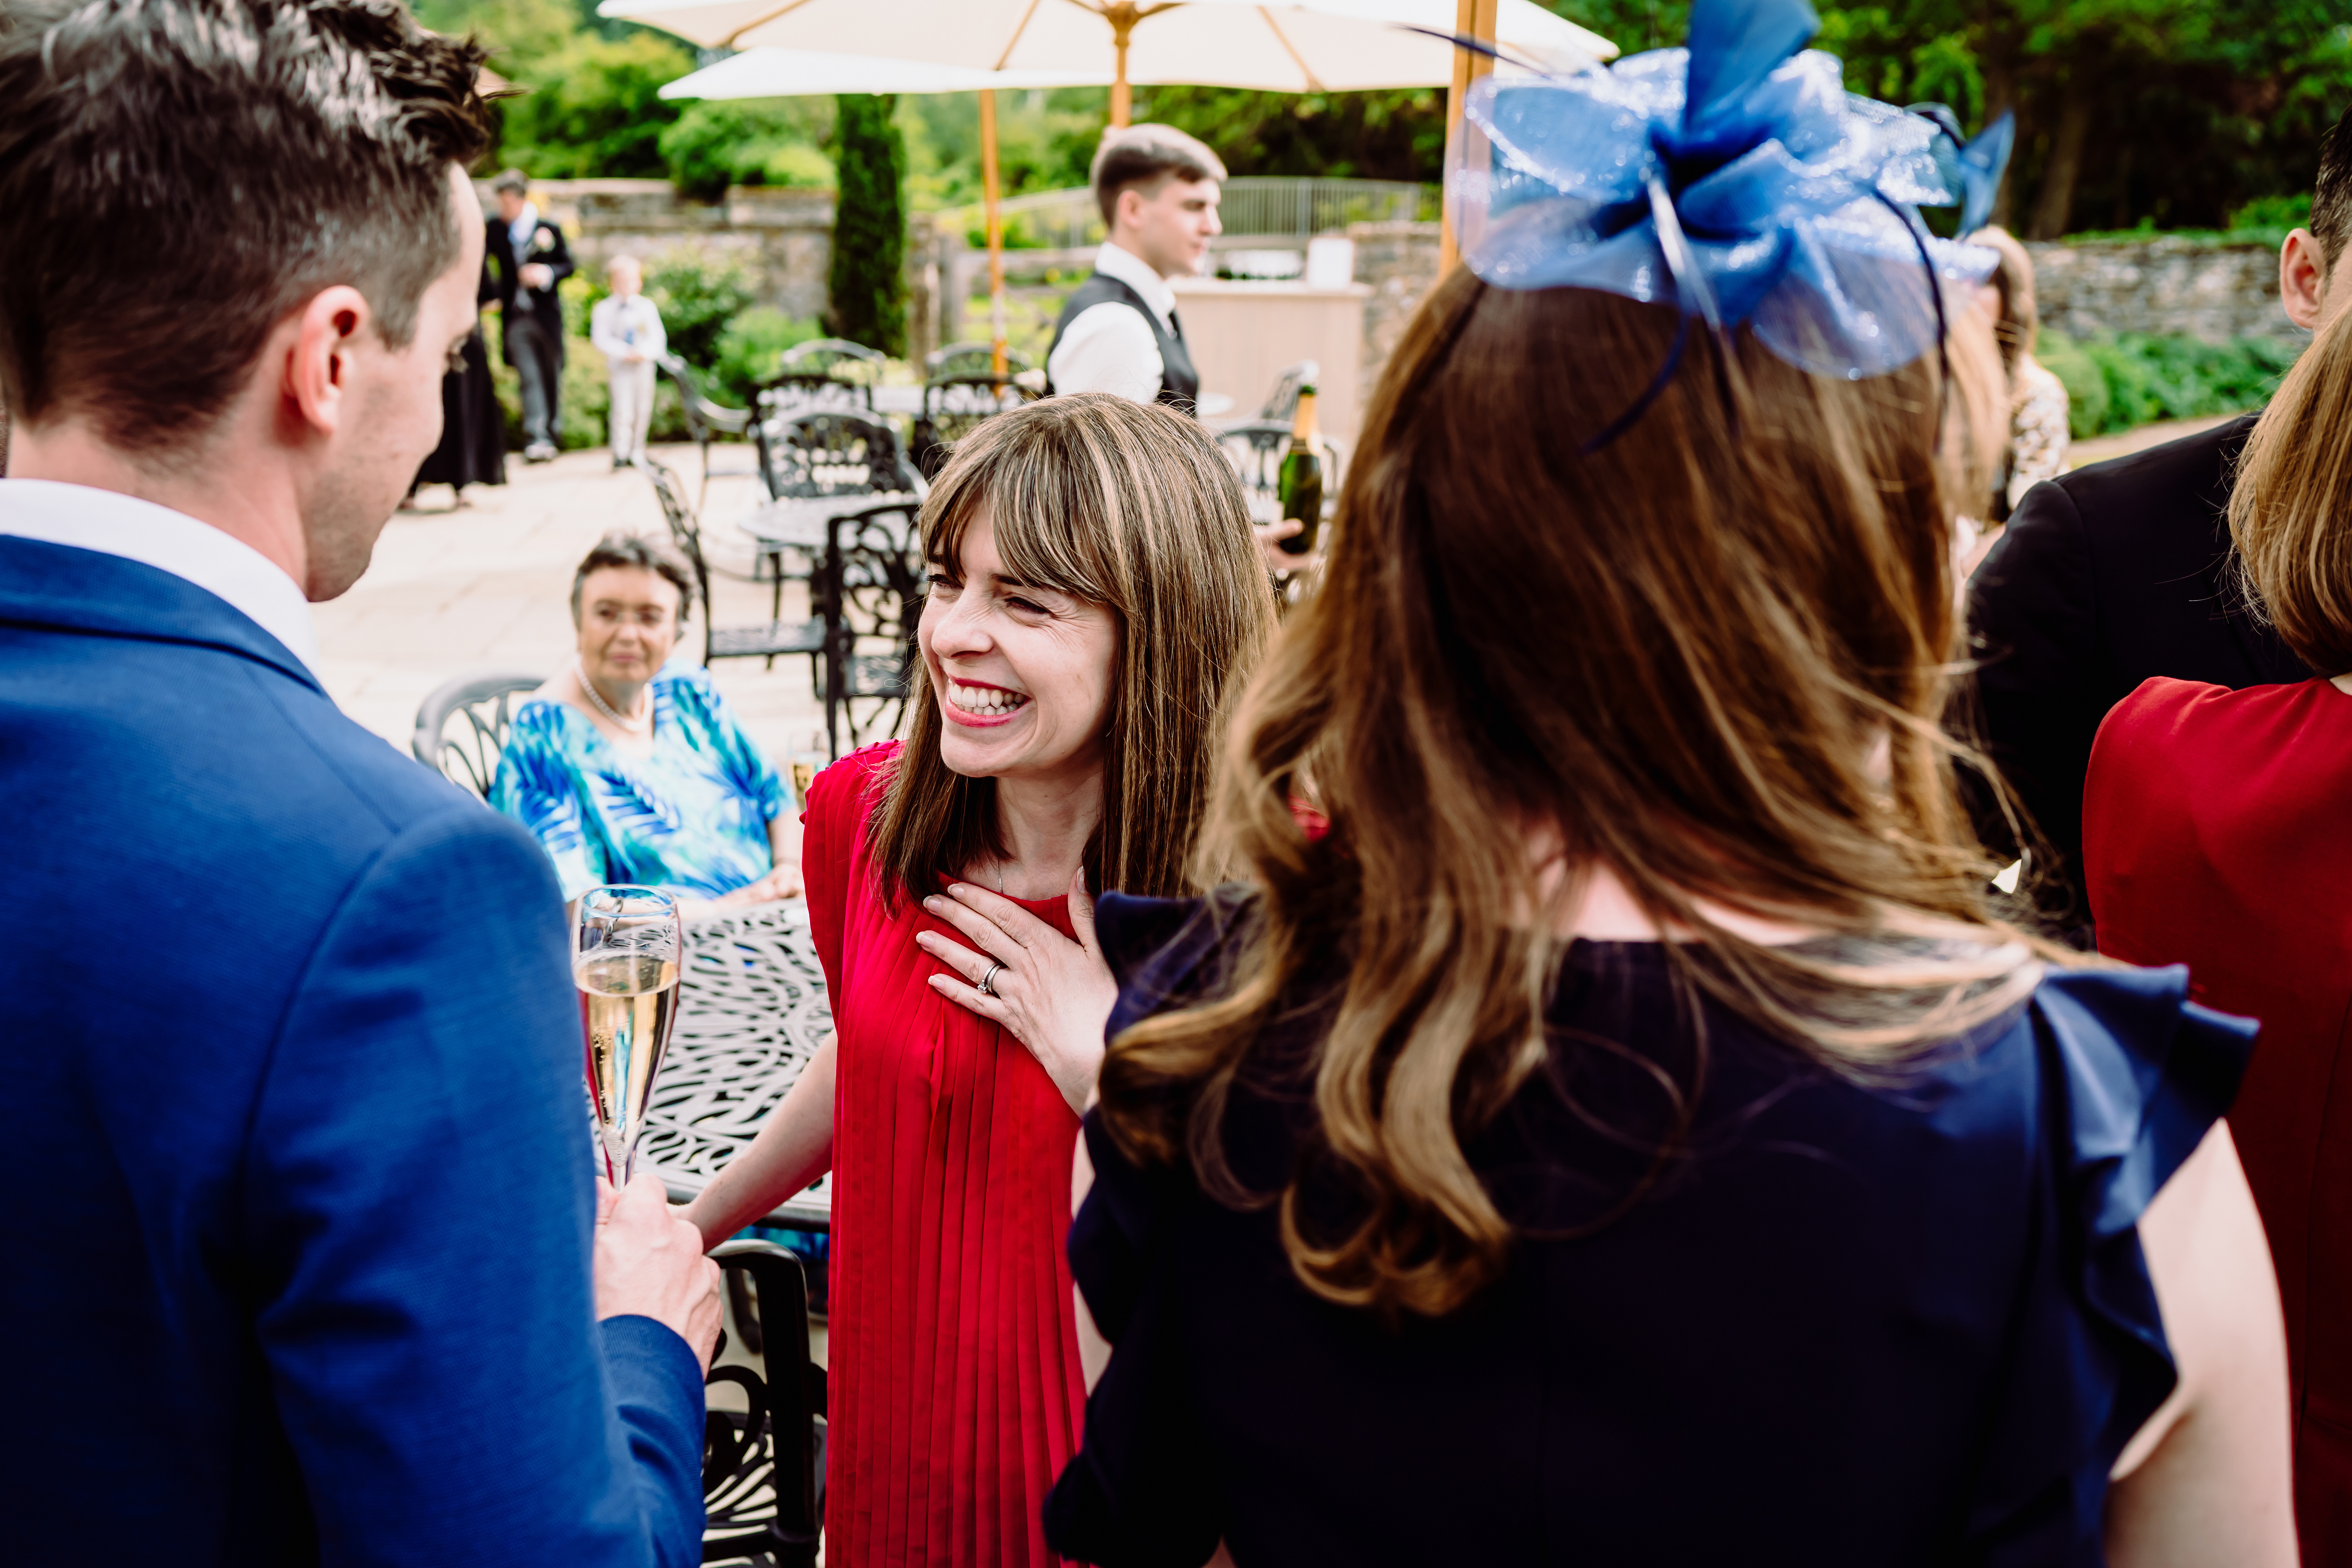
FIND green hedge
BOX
[2035,331,2301,440]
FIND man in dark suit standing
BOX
[0,4,717,1563]
[488,165,575,462]
[1965,107,2352,940]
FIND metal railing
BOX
[944,176,1435,249]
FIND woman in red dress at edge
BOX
[2083,274,2352,1559]
[682,392,1279,1565]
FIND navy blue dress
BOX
[1045,895,2253,1568]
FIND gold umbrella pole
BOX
[1438,0,1498,272]
[1110,8,1134,127]
[981,86,1009,375]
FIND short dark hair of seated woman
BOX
[489,530,802,914]
[1044,6,2296,1564]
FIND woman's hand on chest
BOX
[913,869,1118,1117]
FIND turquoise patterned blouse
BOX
[489,664,790,903]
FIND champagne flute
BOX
[575,886,683,1185]
[788,727,827,809]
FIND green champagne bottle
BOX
[1275,384,1323,557]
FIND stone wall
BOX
[481,178,834,324]
[478,178,961,363]
[1342,225,2306,396]
[2022,238,2297,345]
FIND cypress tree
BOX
[827,93,907,356]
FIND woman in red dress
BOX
[684,392,1279,1565]
[2083,294,2352,1560]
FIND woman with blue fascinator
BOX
[1036,2,2297,1563]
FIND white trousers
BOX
[608,359,656,462]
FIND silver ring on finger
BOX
[977,960,1004,998]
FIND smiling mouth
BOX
[947,680,1031,717]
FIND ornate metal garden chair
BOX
[655,352,762,509]
[410,671,544,796]
[639,456,828,679]
[702,1240,826,1567]
[922,341,1034,380]
[909,373,1041,479]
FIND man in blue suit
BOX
[0,3,720,1563]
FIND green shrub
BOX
[495,31,693,179]
[713,308,824,405]
[760,143,836,190]
[660,100,835,202]
[644,247,757,367]
[829,94,908,357]
[2037,331,2301,439]
[2230,192,2314,232]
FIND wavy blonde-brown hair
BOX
[1096,273,2045,1319]
[867,391,1280,903]
[2230,299,2352,671]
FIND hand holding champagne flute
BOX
[575,886,682,1185]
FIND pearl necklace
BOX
[575,656,652,733]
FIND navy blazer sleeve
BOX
[242,802,704,1567]
[1963,476,2106,927]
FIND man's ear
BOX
[2281,228,2331,332]
[1114,185,1144,234]
[283,285,373,439]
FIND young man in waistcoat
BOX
[1045,123,1225,409]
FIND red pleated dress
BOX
[802,742,1087,1568]
[2085,676,2352,1562]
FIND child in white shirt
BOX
[590,256,666,468]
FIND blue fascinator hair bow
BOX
[1447,0,2015,396]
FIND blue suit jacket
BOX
[0,536,706,1566]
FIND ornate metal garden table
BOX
[647,900,834,1230]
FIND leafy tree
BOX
[901,87,1114,209]
[1563,0,2352,237]
[829,93,909,356]
[495,30,693,179]
[1132,85,1449,181]
[661,99,836,201]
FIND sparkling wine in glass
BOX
[575,886,683,1185]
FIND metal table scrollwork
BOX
[649,900,834,1231]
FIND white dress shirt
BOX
[1047,241,1179,404]
[590,294,668,365]
[0,478,322,677]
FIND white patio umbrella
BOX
[657,49,1114,373]
[657,47,1102,100]
[630,4,1617,363]
[607,0,1614,127]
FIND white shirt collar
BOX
[1093,241,1177,330]
[0,478,323,679]
[509,200,540,252]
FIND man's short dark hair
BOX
[1090,123,1227,226]
[0,0,491,452]
[571,533,697,625]
[492,168,530,196]
[2312,103,2352,276]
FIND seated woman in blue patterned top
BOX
[491,533,802,913]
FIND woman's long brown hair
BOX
[1096,274,2045,1319]
[866,392,1280,902]
[2230,299,2352,671]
